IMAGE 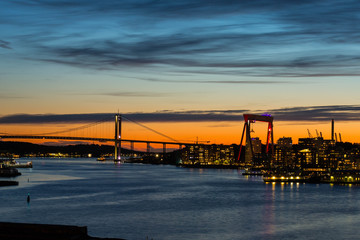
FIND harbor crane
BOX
[307,129,313,138]
[237,114,274,163]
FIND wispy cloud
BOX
[2,105,360,124]
[0,94,28,99]
[0,113,114,124]
[43,140,95,146]
[0,40,11,49]
[140,78,291,84]
[79,91,170,98]
[270,105,360,122]
[34,36,360,77]
[2,0,360,78]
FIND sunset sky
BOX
[1,0,360,146]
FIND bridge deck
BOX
[0,135,221,146]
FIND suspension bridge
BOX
[0,114,210,161]
[0,113,275,163]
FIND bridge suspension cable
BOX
[30,116,113,136]
[122,115,180,143]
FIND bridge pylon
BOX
[114,114,122,161]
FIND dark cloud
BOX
[0,40,11,49]
[0,113,114,124]
[16,0,342,23]
[81,91,170,98]
[271,105,360,122]
[35,37,360,77]
[2,105,360,125]
[207,123,235,128]
[141,78,291,84]
[43,140,93,146]
[4,0,360,78]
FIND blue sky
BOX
[1,0,360,142]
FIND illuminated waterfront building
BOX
[277,137,292,148]
[275,137,294,167]
[272,136,359,171]
[245,137,262,165]
[181,144,235,165]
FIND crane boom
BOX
[307,129,313,138]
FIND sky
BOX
[1,0,360,146]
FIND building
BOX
[244,137,262,165]
[274,137,294,167]
[181,144,235,165]
[277,137,292,148]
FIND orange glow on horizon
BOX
[1,120,360,148]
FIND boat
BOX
[97,156,113,161]
[262,169,325,183]
[242,167,264,176]
[1,159,32,168]
[0,164,21,177]
[263,175,310,183]
[10,161,32,168]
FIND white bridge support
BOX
[114,114,121,161]
[163,143,166,154]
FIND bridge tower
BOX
[114,114,122,161]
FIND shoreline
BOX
[177,163,241,169]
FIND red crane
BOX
[237,114,274,162]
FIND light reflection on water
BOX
[0,158,360,240]
[36,191,114,201]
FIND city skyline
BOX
[1,1,360,144]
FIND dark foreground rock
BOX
[0,166,21,177]
[0,180,18,186]
[0,222,125,240]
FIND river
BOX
[0,158,359,240]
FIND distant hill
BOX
[0,141,142,157]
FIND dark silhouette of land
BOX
[0,140,181,165]
[0,141,140,158]
[0,222,125,240]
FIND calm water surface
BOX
[0,158,359,240]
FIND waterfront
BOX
[0,159,360,240]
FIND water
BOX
[0,158,360,240]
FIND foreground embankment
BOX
[0,222,125,240]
